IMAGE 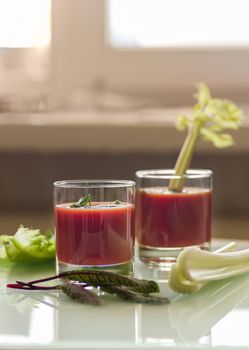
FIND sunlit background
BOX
[2,0,248,49]
[0,0,249,239]
[0,3,249,349]
[0,0,50,48]
[0,0,249,86]
[108,0,249,48]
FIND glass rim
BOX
[135,169,213,180]
[53,179,135,189]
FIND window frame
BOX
[0,0,51,91]
[51,0,249,103]
[1,0,249,104]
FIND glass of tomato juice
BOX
[135,169,212,266]
[54,180,135,275]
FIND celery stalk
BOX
[167,242,249,294]
[169,120,202,191]
[169,83,242,192]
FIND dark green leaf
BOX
[8,269,167,306]
[60,270,160,294]
[61,282,101,306]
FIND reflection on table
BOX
[1,247,249,348]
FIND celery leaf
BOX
[0,225,55,263]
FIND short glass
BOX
[135,169,212,266]
[54,180,135,275]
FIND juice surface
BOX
[136,187,211,248]
[55,203,135,265]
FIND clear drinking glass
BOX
[135,169,212,266]
[54,180,135,275]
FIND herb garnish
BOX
[0,226,55,263]
[169,83,242,192]
[7,270,169,305]
[61,282,101,306]
[70,196,123,208]
[70,194,92,208]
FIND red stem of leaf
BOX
[7,282,59,291]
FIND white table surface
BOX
[1,239,249,350]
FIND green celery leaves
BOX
[169,83,242,191]
[176,83,242,149]
[0,225,55,263]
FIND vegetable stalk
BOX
[168,242,249,294]
[169,120,202,191]
[169,83,242,192]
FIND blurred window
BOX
[0,0,50,48]
[0,0,51,85]
[1,0,248,105]
[48,0,249,104]
[108,0,249,48]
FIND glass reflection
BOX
[1,257,249,348]
[54,292,136,342]
[0,262,56,345]
[168,272,249,344]
[135,261,249,346]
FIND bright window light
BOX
[0,0,51,48]
[108,0,249,48]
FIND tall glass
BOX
[135,169,212,266]
[54,180,135,275]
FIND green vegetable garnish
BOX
[114,200,121,205]
[169,83,242,192]
[0,225,55,263]
[70,194,92,208]
[8,270,169,305]
[61,282,101,306]
[62,270,160,293]
[167,241,249,294]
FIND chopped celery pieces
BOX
[0,225,55,263]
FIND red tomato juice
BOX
[55,203,135,266]
[136,187,211,248]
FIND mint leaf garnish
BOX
[71,194,92,208]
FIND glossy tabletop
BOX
[1,239,249,350]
